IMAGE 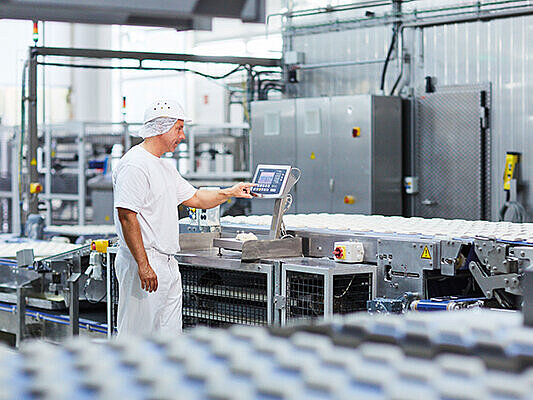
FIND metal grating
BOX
[286,271,325,319]
[180,265,268,328]
[415,85,491,220]
[333,273,373,314]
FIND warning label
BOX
[421,245,432,259]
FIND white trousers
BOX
[115,247,182,336]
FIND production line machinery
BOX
[0,239,111,344]
[2,163,533,343]
[164,164,533,330]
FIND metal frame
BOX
[280,258,376,325]
[41,121,135,226]
[106,246,118,338]
[177,252,275,327]
[23,46,280,222]
[185,122,251,181]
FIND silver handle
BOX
[329,178,334,192]
[421,199,437,206]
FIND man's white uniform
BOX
[113,144,196,336]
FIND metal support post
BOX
[78,123,86,225]
[28,48,39,217]
[68,273,81,336]
[123,122,131,151]
[269,197,287,240]
[106,251,112,338]
[16,286,27,347]
[268,168,299,240]
[44,125,52,225]
[11,131,21,234]
[524,268,533,327]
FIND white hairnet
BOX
[137,117,178,139]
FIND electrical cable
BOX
[380,25,398,92]
[36,61,247,81]
[334,274,356,299]
[389,62,403,95]
[278,168,301,237]
[499,200,528,222]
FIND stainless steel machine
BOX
[2,162,532,344]
[251,95,402,216]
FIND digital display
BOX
[252,165,292,198]
[257,171,275,184]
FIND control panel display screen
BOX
[251,165,291,198]
[257,171,275,184]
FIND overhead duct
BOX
[0,0,265,28]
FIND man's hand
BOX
[138,262,158,292]
[228,182,258,199]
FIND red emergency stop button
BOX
[333,247,344,259]
[344,195,355,204]
[30,182,43,194]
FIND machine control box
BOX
[404,176,419,194]
[333,241,364,263]
[251,164,292,198]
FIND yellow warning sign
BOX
[310,152,316,160]
[30,158,37,166]
[421,245,432,259]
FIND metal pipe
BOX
[28,48,38,217]
[32,46,280,67]
[44,124,51,226]
[78,123,86,225]
[391,5,533,94]
[284,0,530,35]
[298,58,388,70]
[270,0,413,22]
[403,4,533,29]
[106,251,112,338]
[10,131,21,234]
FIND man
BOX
[112,99,255,336]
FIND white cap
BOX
[143,99,189,123]
[137,99,190,138]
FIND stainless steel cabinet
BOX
[251,99,296,215]
[251,95,402,215]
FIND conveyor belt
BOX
[0,309,531,399]
[222,214,533,243]
[0,301,108,335]
[0,241,85,260]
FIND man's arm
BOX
[182,182,256,209]
[117,207,158,292]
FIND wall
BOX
[283,0,533,220]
